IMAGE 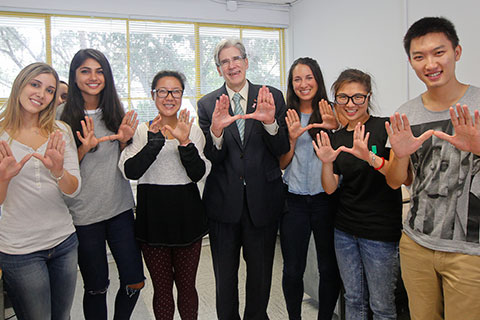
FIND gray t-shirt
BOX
[397,85,480,255]
[57,106,134,226]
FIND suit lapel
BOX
[244,81,259,146]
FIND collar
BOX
[225,81,249,101]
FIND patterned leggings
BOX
[141,240,202,320]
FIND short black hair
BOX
[151,70,186,91]
[403,17,459,57]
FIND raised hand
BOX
[76,116,104,151]
[285,109,312,142]
[243,86,275,124]
[0,141,32,182]
[433,104,480,155]
[103,110,139,144]
[385,112,433,159]
[149,114,163,134]
[164,109,193,146]
[211,94,242,137]
[312,131,342,163]
[311,99,339,130]
[339,122,370,161]
[33,130,65,178]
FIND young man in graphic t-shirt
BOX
[386,17,480,319]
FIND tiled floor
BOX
[5,237,326,319]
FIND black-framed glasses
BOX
[335,93,370,105]
[219,55,245,67]
[152,88,183,99]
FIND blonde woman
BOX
[0,62,81,320]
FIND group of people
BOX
[0,15,478,320]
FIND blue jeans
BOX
[280,192,341,320]
[334,229,399,320]
[0,233,78,320]
[76,209,145,320]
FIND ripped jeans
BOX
[76,209,145,320]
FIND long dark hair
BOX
[286,57,329,138]
[60,48,125,147]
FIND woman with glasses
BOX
[0,62,80,320]
[119,70,209,320]
[313,69,405,320]
[279,57,341,320]
[58,48,145,319]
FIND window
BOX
[0,14,46,97]
[0,11,285,123]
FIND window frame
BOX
[0,11,286,113]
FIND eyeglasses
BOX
[152,88,183,99]
[219,55,245,67]
[335,93,370,106]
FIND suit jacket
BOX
[197,81,289,227]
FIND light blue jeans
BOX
[334,229,398,320]
[0,233,78,320]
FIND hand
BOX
[164,109,194,146]
[211,94,242,137]
[312,131,342,163]
[243,86,275,124]
[149,114,162,134]
[103,110,139,143]
[385,112,433,159]
[285,109,312,142]
[33,130,65,177]
[77,116,106,151]
[0,141,32,182]
[312,99,339,130]
[433,104,480,154]
[339,122,370,162]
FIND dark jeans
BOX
[76,209,145,320]
[280,192,341,320]
[0,233,78,320]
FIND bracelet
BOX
[50,169,65,182]
[374,156,385,171]
[368,151,376,167]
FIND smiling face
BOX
[409,32,461,90]
[217,46,248,92]
[75,58,105,99]
[292,63,318,106]
[19,73,56,117]
[335,81,370,129]
[153,76,183,118]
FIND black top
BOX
[331,116,402,242]
[124,131,208,246]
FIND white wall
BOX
[0,0,289,27]
[289,0,480,116]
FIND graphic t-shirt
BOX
[396,85,480,255]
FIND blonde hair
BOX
[0,62,60,138]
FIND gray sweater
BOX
[58,106,134,226]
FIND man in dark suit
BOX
[197,39,289,320]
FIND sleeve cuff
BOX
[210,127,224,150]
[263,119,279,135]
